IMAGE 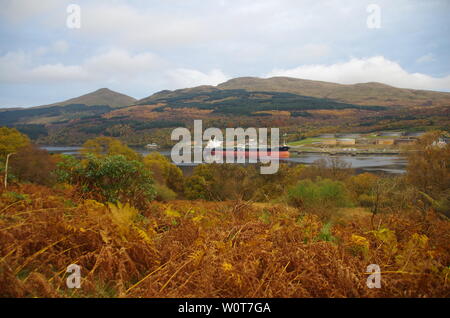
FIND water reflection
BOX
[42,146,408,174]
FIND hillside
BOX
[1,77,449,145]
[217,77,450,107]
[40,88,136,108]
[135,87,386,116]
[0,88,137,128]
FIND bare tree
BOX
[4,153,15,190]
[370,178,398,229]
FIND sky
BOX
[0,0,449,107]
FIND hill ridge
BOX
[38,88,137,109]
[137,76,450,107]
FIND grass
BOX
[288,138,325,146]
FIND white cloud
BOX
[285,43,331,62]
[0,51,33,82]
[28,64,87,82]
[234,1,280,14]
[1,0,449,105]
[167,68,230,88]
[416,53,436,64]
[0,0,64,22]
[84,49,164,79]
[266,56,450,91]
[0,48,164,84]
[73,1,328,49]
[80,3,210,48]
[35,40,70,56]
[52,40,70,54]
[0,50,87,83]
[0,48,227,93]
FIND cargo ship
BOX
[206,138,290,159]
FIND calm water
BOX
[42,146,408,174]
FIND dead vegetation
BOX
[0,184,448,298]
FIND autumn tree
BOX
[184,175,209,200]
[407,131,450,196]
[346,172,379,206]
[0,127,30,159]
[254,163,303,201]
[10,144,58,186]
[406,131,450,216]
[189,164,257,201]
[300,157,353,181]
[81,137,141,161]
[143,152,184,194]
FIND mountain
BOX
[142,85,218,102]
[216,77,450,107]
[1,78,449,145]
[0,88,137,127]
[128,77,450,120]
[40,88,136,108]
[133,86,386,118]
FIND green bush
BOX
[317,222,337,242]
[155,184,177,202]
[57,154,156,209]
[184,175,208,200]
[288,178,353,210]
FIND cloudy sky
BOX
[0,0,449,107]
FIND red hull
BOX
[211,150,290,159]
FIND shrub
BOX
[406,131,450,211]
[155,184,177,202]
[143,152,184,194]
[357,193,376,207]
[190,164,261,201]
[288,178,353,216]
[57,154,155,209]
[346,173,379,199]
[10,144,58,186]
[317,222,337,242]
[184,175,208,200]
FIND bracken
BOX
[0,183,449,298]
